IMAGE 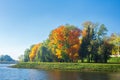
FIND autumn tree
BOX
[29,43,41,61]
[109,33,120,56]
[22,22,114,63]
[49,25,81,62]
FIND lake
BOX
[0,64,120,80]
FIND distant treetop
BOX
[0,55,14,62]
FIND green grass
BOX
[11,62,120,72]
[108,57,120,63]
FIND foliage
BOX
[79,21,113,63]
[29,43,41,61]
[18,55,24,62]
[109,33,120,56]
[0,55,14,61]
[24,48,30,62]
[49,25,81,62]
[35,42,54,62]
[21,22,119,63]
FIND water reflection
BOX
[0,64,120,80]
[47,71,120,80]
[28,69,48,80]
[109,73,120,80]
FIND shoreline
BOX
[11,62,120,72]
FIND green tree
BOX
[93,24,108,62]
[79,21,96,62]
[18,55,24,62]
[24,48,30,62]
[79,21,111,63]
[35,40,54,62]
[0,55,14,61]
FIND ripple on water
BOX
[0,64,120,80]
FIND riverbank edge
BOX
[11,62,120,72]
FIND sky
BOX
[0,0,120,60]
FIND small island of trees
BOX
[0,55,15,64]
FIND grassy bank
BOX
[12,62,120,72]
[108,57,120,63]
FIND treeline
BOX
[0,55,15,62]
[20,21,120,63]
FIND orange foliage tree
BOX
[49,25,81,61]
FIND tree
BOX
[79,21,111,63]
[24,48,30,62]
[99,38,113,63]
[35,45,53,62]
[18,55,24,62]
[94,24,109,62]
[49,25,81,62]
[110,33,120,56]
[79,21,96,62]
[29,43,41,61]
[0,55,14,61]
[35,40,54,62]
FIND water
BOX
[0,64,120,80]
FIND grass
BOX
[11,62,120,72]
[108,57,120,63]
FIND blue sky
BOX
[0,0,120,60]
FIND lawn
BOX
[12,62,120,72]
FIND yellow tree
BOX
[29,43,41,61]
[110,33,120,56]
